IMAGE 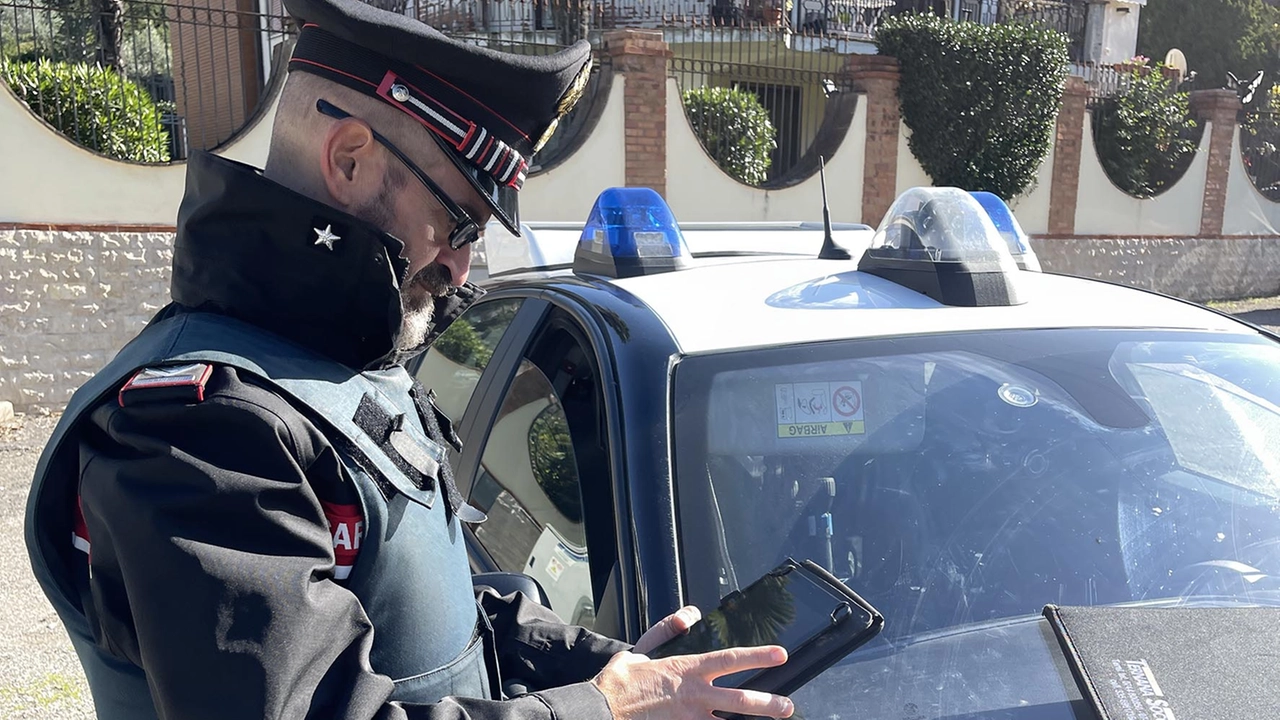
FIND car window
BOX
[415,298,523,424]
[470,358,595,628]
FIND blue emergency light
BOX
[573,187,691,279]
[968,191,1041,272]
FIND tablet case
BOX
[725,559,884,717]
[1043,604,1280,720]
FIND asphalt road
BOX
[2,301,1278,719]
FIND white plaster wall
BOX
[895,124,932,197]
[518,77,627,222]
[666,78,866,224]
[1009,132,1055,236]
[1224,128,1280,236]
[0,82,279,226]
[1074,112,1208,235]
[1100,1,1143,66]
[0,75,623,227]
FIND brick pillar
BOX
[849,55,901,226]
[1190,90,1243,236]
[1048,76,1089,236]
[606,30,671,198]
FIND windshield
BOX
[671,328,1280,717]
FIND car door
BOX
[408,294,541,493]
[409,293,624,637]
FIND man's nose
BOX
[439,241,471,288]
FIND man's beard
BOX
[398,262,453,353]
[350,173,455,358]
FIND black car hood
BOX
[795,614,1085,720]
[792,596,1280,720]
[170,152,482,370]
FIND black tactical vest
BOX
[25,310,495,720]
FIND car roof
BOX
[605,258,1251,354]
[478,223,1257,356]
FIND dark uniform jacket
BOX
[27,152,630,720]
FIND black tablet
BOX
[648,557,884,703]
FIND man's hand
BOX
[591,646,794,720]
[631,605,701,656]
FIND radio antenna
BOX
[817,156,851,260]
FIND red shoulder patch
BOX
[321,500,364,580]
[118,363,214,408]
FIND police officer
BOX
[22,0,797,718]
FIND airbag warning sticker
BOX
[775,381,865,438]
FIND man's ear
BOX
[319,118,381,209]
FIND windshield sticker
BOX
[775,381,865,438]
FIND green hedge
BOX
[0,58,171,163]
[875,13,1070,201]
[682,85,777,186]
[1091,63,1199,198]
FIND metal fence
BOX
[994,0,1085,62]
[1242,110,1280,202]
[412,0,899,39]
[413,0,878,186]
[1072,61,1195,103]
[434,32,614,174]
[0,0,611,166]
[664,18,852,187]
[1,0,294,160]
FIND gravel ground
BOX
[0,414,96,720]
[2,300,1278,719]
[1208,296,1280,333]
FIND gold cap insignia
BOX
[534,61,593,154]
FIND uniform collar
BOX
[170,151,483,370]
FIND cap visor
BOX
[431,133,522,237]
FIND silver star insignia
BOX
[314,224,340,251]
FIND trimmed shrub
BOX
[875,13,1070,201]
[0,58,171,163]
[1091,62,1199,198]
[682,85,777,186]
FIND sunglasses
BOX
[316,98,484,251]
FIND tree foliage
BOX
[1137,0,1280,93]
[528,405,583,524]
[1,58,170,162]
[1242,84,1280,200]
[432,318,495,370]
[682,85,778,186]
[1091,63,1200,198]
[875,12,1070,201]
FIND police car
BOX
[407,186,1280,719]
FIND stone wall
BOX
[1032,235,1280,304]
[1,228,174,414]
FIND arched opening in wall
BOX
[1241,86,1280,203]
[668,17,860,190]
[524,54,612,174]
[0,0,297,164]
[1087,63,1204,199]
